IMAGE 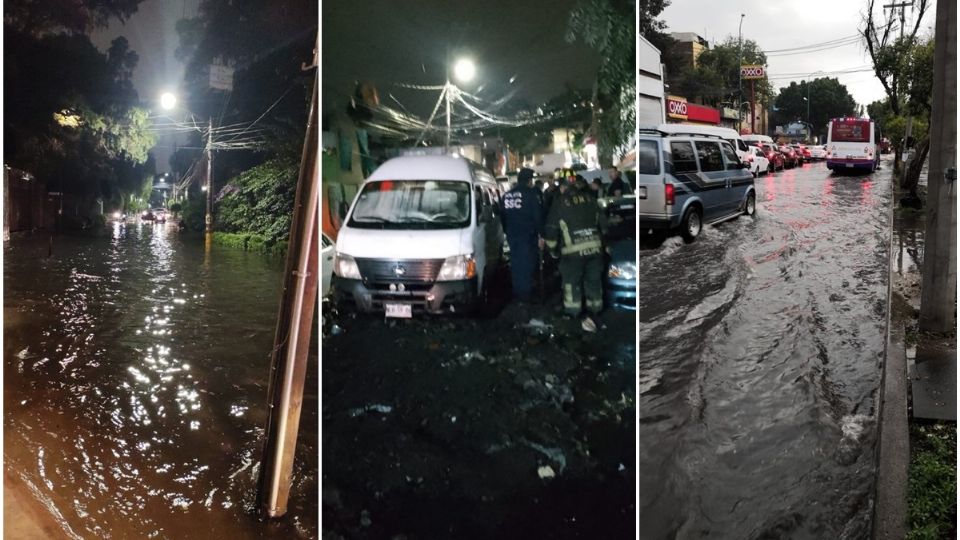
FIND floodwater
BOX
[4,222,317,539]
[638,160,891,539]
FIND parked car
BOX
[637,125,757,243]
[778,145,799,168]
[760,144,784,172]
[321,232,335,297]
[333,154,504,316]
[808,145,828,160]
[791,144,812,163]
[603,195,636,310]
[747,146,770,176]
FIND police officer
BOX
[544,176,606,331]
[500,168,543,302]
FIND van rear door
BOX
[635,138,666,221]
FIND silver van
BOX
[637,125,757,242]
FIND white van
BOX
[332,155,504,317]
[642,124,751,165]
[742,134,774,147]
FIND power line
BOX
[762,33,861,54]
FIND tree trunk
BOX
[902,136,930,197]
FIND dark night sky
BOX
[321,0,601,119]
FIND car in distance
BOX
[778,145,799,168]
[760,144,784,172]
[747,146,770,176]
[808,145,828,160]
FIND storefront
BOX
[665,96,721,126]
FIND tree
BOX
[771,78,858,141]
[860,0,932,174]
[566,0,636,165]
[4,27,155,215]
[4,0,145,35]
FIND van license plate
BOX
[385,303,413,318]
[638,187,647,199]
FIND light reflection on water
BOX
[4,224,317,538]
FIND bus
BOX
[826,117,879,172]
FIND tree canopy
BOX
[771,78,857,140]
[4,0,145,35]
[3,26,155,210]
[566,0,636,164]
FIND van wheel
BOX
[680,207,702,243]
[744,192,756,216]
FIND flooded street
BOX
[4,223,317,538]
[322,288,636,538]
[638,160,891,539]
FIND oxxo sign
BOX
[740,65,765,79]
[667,96,688,120]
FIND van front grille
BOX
[355,258,445,283]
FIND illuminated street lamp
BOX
[445,57,477,151]
[160,92,177,111]
[453,58,476,83]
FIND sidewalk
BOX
[873,163,957,539]
[3,470,70,539]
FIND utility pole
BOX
[256,34,319,518]
[445,82,452,153]
[919,0,956,333]
[737,14,745,132]
[205,118,214,233]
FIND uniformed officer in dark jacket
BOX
[544,177,606,329]
[500,168,543,301]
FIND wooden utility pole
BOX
[256,35,319,518]
[919,0,956,332]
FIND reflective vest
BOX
[544,191,604,257]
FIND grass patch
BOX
[211,232,285,255]
[907,421,957,540]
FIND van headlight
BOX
[436,255,476,281]
[334,253,361,279]
[608,262,636,280]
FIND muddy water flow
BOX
[4,223,317,538]
[638,161,891,539]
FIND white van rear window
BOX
[637,140,660,175]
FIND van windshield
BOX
[348,180,472,229]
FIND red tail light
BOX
[665,183,675,205]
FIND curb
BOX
[872,173,909,540]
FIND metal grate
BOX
[355,258,445,283]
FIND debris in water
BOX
[581,317,597,333]
[524,318,553,331]
[360,509,372,528]
[330,324,344,336]
[537,465,555,479]
[349,404,393,417]
[16,347,35,359]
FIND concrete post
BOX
[919,0,957,332]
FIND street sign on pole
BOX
[209,64,234,91]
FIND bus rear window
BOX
[831,121,871,143]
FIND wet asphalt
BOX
[638,158,892,539]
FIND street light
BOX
[804,71,825,142]
[160,92,177,111]
[453,58,476,83]
[157,91,215,233]
[445,57,477,152]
